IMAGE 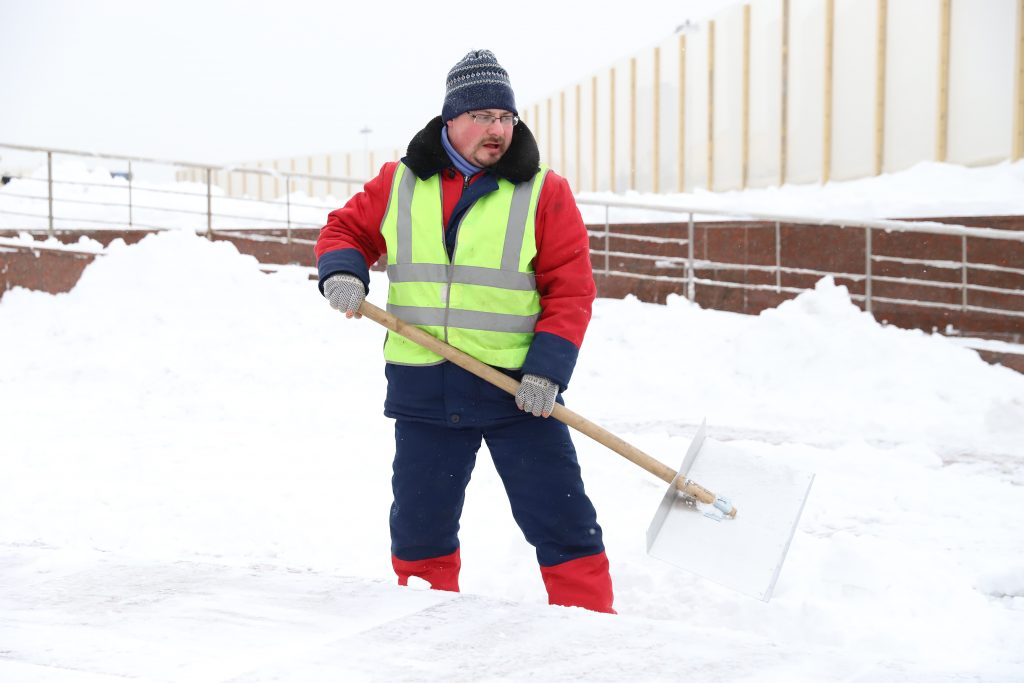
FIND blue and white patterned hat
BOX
[442,49,518,121]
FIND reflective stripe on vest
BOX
[379,162,548,368]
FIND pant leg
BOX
[483,415,614,612]
[390,419,482,591]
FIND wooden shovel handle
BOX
[358,300,735,515]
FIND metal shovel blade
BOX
[646,421,814,601]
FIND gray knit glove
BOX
[323,273,365,319]
[515,374,558,418]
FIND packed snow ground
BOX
[1,230,1023,681]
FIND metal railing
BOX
[578,197,1024,321]
[0,142,366,241]
[3,141,1023,325]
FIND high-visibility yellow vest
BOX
[379,162,549,368]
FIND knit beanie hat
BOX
[442,49,518,122]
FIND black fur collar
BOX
[403,116,540,184]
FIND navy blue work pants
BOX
[389,415,605,568]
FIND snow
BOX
[2,229,1023,681]
[577,160,1024,223]
[0,232,105,253]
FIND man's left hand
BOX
[515,374,558,418]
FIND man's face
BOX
[446,110,516,167]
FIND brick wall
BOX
[590,217,1024,344]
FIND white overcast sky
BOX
[1,0,737,166]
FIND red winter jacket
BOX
[315,117,595,424]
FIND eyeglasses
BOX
[466,112,519,127]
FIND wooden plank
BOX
[1015,0,1024,160]
[679,34,687,192]
[610,67,617,192]
[937,0,951,161]
[654,46,661,194]
[576,84,582,192]
[823,0,834,183]
[781,0,790,186]
[592,75,599,191]
[630,56,638,191]
[560,90,566,175]
[708,19,716,191]
[547,97,553,164]
[876,0,889,174]
[743,4,751,189]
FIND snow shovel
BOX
[357,300,813,601]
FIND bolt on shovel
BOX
[357,300,812,601]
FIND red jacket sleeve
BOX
[519,171,595,389]
[532,171,596,348]
[314,162,396,290]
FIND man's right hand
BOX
[323,273,366,319]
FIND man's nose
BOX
[485,119,505,133]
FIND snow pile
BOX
[1,231,1023,680]
[577,159,1024,223]
[0,231,105,253]
[578,278,1024,455]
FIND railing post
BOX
[286,174,293,244]
[603,205,610,275]
[775,220,782,293]
[961,234,968,311]
[864,226,873,313]
[205,167,213,238]
[687,212,695,302]
[46,151,54,236]
[127,160,133,228]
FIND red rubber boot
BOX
[539,551,616,614]
[392,548,461,592]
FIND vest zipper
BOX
[442,174,471,343]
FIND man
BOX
[315,50,614,614]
